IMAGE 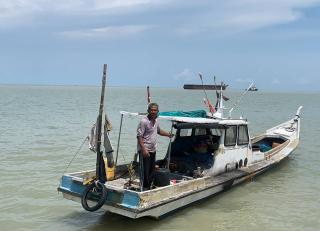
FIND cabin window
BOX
[211,128,222,136]
[224,126,237,146]
[194,128,207,136]
[238,125,249,145]
[179,128,192,137]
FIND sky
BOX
[0,0,320,91]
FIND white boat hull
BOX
[58,106,302,219]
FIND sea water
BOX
[0,85,319,231]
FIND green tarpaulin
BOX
[159,110,207,118]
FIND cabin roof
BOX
[120,110,248,126]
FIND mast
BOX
[217,81,224,118]
[95,64,107,183]
[212,76,223,119]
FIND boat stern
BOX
[58,173,142,218]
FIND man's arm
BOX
[138,136,149,157]
[158,129,173,138]
[137,120,149,158]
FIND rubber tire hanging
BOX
[81,181,107,212]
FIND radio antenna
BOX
[229,82,254,118]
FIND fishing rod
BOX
[199,73,215,115]
[213,76,220,109]
[229,82,254,118]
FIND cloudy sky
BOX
[0,0,320,91]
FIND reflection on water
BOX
[0,85,319,231]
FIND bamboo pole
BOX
[95,64,107,183]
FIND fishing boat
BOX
[183,83,228,90]
[58,65,302,219]
[248,85,258,91]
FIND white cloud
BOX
[0,0,170,27]
[94,0,171,9]
[60,25,153,39]
[176,0,320,35]
[1,0,320,35]
[0,1,40,26]
[0,0,171,18]
[174,68,195,81]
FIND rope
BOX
[108,127,131,164]
[61,136,89,176]
[58,136,89,191]
[117,145,128,163]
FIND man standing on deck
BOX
[137,103,173,190]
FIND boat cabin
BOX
[167,126,220,176]
[118,109,289,190]
[159,117,251,178]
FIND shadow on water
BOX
[60,210,175,231]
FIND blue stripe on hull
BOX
[58,151,294,218]
[122,191,140,209]
[59,175,140,209]
[60,175,85,196]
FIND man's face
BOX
[149,106,159,119]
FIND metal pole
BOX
[115,114,124,167]
[167,122,174,170]
[139,151,144,192]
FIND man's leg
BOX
[143,155,151,189]
[138,151,144,191]
[149,152,156,187]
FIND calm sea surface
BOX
[0,85,319,231]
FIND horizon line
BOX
[0,83,319,94]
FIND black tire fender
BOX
[81,181,107,212]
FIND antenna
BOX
[213,76,219,108]
[229,82,254,118]
[210,76,227,119]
